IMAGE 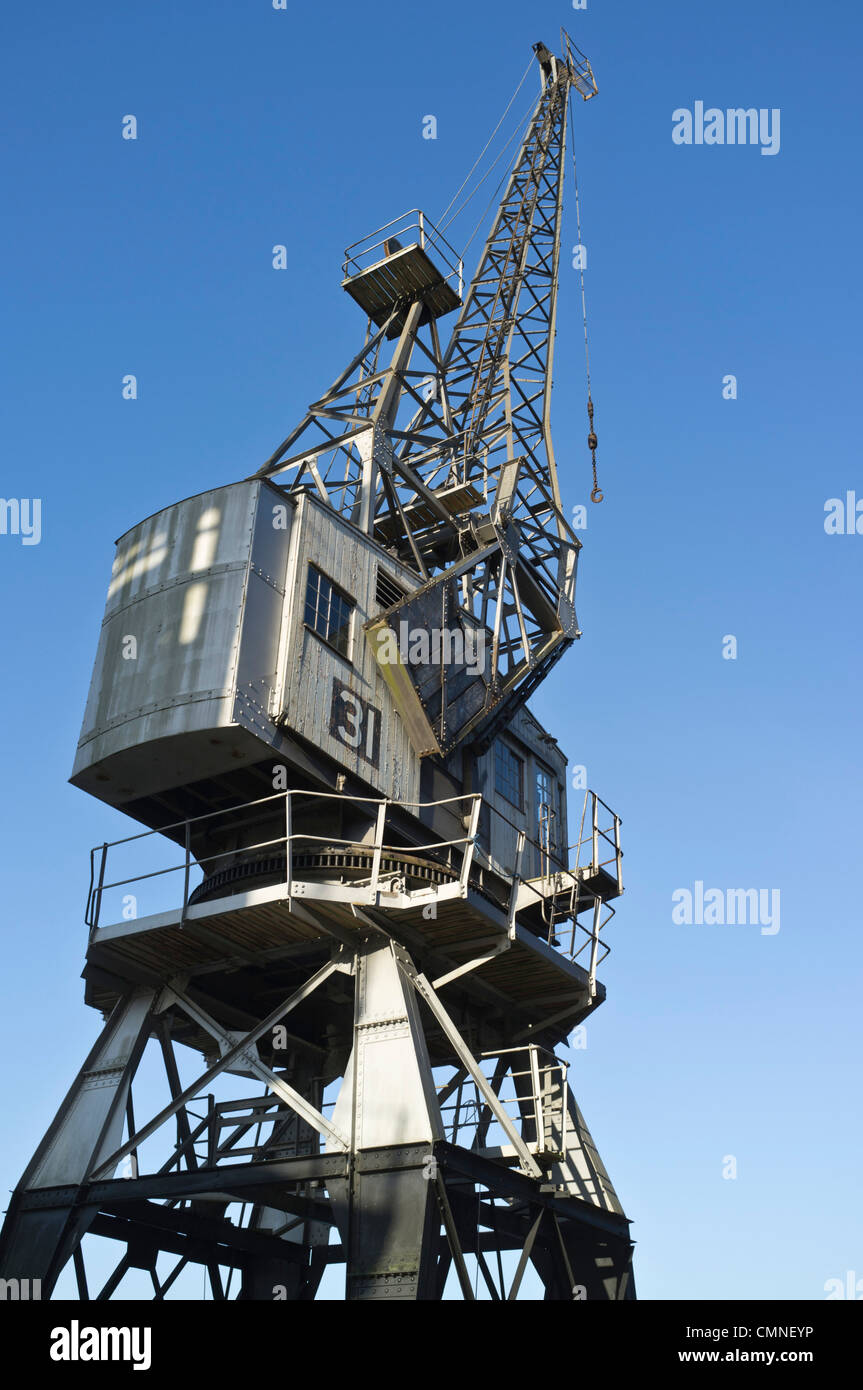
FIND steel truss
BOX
[0,935,633,1301]
[252,42,593,755]
[0,37,634,1305]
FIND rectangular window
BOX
[304,564,354,659]
[495,741,523,809]
[536,763,558,849]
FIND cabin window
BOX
[304,564,354,658]
[495,741,523,809]
[535,763,559,850]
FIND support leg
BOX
[0,989,157,1294]
[327,938,445,1300]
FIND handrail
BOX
[436,1045,568,1154]
[486,788,622,891]
[342,209,464,299]
[84,786,621,978]
[88,787,481,852]
[86,790,483,931]
[499,789,622,977]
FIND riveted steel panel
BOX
[71,479,291,805]
[276,494,421,804]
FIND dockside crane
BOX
[0,35,634,1302]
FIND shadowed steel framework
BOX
[0,34,636,1302]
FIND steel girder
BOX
[0,936,633,1301]
[251,43,586,756]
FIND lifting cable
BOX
[454,103,536,262]
[437,53,604,504]
[568,99,602,502]
[448,101,536,260]
[438,55,535,231]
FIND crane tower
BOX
[0,34,635,1301]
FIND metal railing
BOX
[342,209,464,300]
[84,785,621,991]
[86,789,481,936]
[497,789,622,993]
[438,1047,568,1159]
[561,28,598,101]
[572,790,623,894]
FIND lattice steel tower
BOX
[0,35,635,1301]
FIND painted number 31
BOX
[329,679,381,768]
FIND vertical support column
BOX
[241,1055,330,1301]
[355,298,424,535]
[0,989,157,1292]
[327,938,445,1300]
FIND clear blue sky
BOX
[1,0,861,1300]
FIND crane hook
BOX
[587,398,603,503]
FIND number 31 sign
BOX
[329,679,381,768]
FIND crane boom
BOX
[254,36,597,757]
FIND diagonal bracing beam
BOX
[398,955,543,1179]
[90,958,348,1180]
[163,984,348,1150]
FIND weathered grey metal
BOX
[324,939,444,1299]
[71,479,291,809]
[70,479,424,817]
[71,481,575,891]
[252,42,591,758]
[275,493,421,804]
[0,920,633,1300]
[341,211,463,336]
[0,990,158,1288]
[0,35,635,1302]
